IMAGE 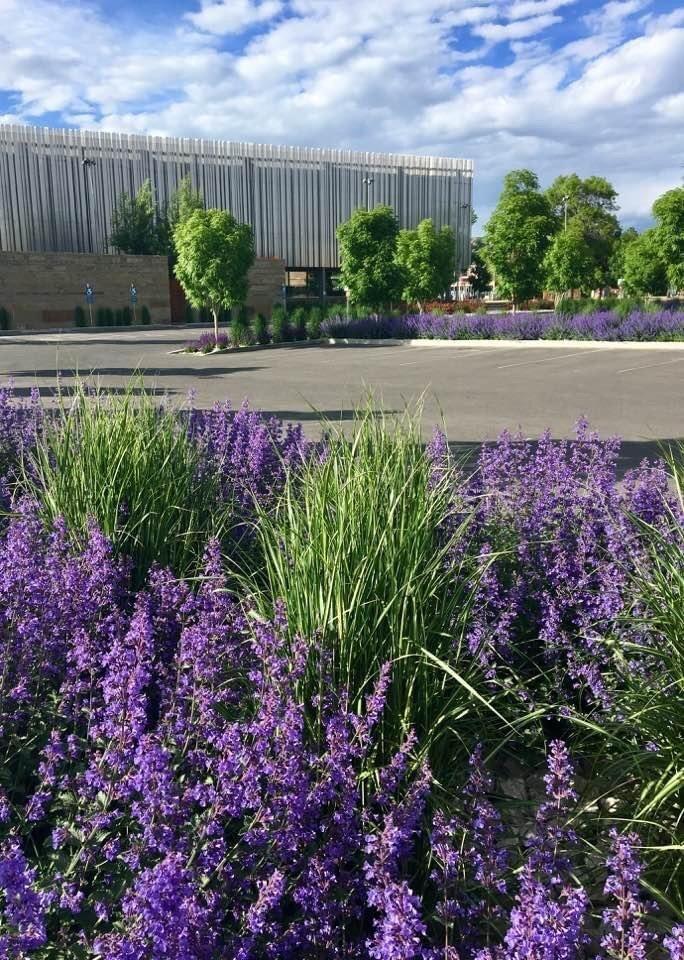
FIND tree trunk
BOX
[212,307,218,340]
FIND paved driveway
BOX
[1,326,682,471]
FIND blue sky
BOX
[1,0,682,225]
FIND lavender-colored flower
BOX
[599,830,657,960]
[0,839,50,956]
[664,926,684,960]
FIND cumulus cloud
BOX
[0,0,681,226]
[473,13,562,41]
[187,0,283,35]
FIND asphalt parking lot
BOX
[1,325,682,472]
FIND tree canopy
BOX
[109,180,163,256]
[395,218,455,310]
[652,186,684,292]
[621,228,669,296]
[337,205,404,309]
[482,169,555,306]
[173,209,255,339]
[545,174,620,288]
[161,178,205,260]
[543,222,596,301]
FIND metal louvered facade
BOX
[0,124,474,270]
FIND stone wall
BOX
[0,252,171,330]
[0,252,285,330]
[245,258,285,317]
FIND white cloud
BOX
[186,0,283,35]
[0,0,681,227]
[473,14,562,42]
[505,0,577,20]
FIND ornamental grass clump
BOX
[21,382,232,583]
[239,403,500,781]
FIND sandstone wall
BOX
[0,252,170,329]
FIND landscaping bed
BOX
[0,384,682,958]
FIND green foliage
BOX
[73,305,87,328]
[114,308,124,326]
[337,205,404,309]
[254,312,269,344]
[122,306,133,326]
[305,306,323,339]
[271,304,290,342]
[622,229,669,296]
[141,305,151,325]
[230,306,252,346]
[22,382,232,587]
[482,169,554,306]
[543,221,596,299]
[609,226,639,284]
[652,186,684,292]
[109,179,164,255]
[96,307,107,326]
[173,208,255,339]
[162,176,205,259]
[545,173,620,287]
[237,404,488,773]
[290,307,307,341]
[0,307,9,331]
[395,218,456,310]
[105,307,114,326]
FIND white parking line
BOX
[496,350,593,370]
[617,357,684,374]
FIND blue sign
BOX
[130,283,138,304]
[85,283,94,304]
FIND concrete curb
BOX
[324,337,684,351]
[178,337,684,357]
[172,340,324,356]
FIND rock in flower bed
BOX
[323,309,684,341]
[0,384,682,957]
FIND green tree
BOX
[621,228,669,296]
[543,221,596,302]
[337,205,404,310]
[161,177,205,260]
[173,209,255,340]
[608,226,639,285]
[109,180,163,255]
[395,218,455,311]
[652,186,684,292]
[545,173,621,288]
[482,169,554,308]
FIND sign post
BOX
[84,283,94,325]
[130,282,138,324]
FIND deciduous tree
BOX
[652,186,684,292]
[482,170,554,308]
[174,209,255,339]
[621,228,669,296]
[543,222,596,302]
[545,174,621,288]
[337,205,404,310]
[395,218,455,311]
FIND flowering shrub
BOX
[186,331,231,352]
[322,310,684,341]
[428,420,681,710]
[0,386,681,955]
